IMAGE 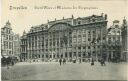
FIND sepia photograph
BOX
[1,0,128,80]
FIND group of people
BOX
[58,58,106,66]
[1,57,18,69]
[59,58,66,66]
[91,58,106,66]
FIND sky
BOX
[1,0,128,36]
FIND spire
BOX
[47,19,49,23]
[71,14,74,19]
[105,14,107,20]
[101,13,104,17]
[124,16,125,19]
[23,30,26,35]
[5,20,12,29]
[6,20,11,26]
[123,16,127,24]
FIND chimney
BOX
[63,17,64,20]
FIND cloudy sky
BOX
[1,0,127,35]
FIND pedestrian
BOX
[101,58,105,66]
[88,58,91,62]
[102,59,106,66]
[79,58,81,64]
[11,61,14,66]
[63,58,66,64]
[6,59,10,69]
[91,58,94,66]
[59,58,62,66]
[98,58,101,63]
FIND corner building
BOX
[121,18,128,62]
[26,14,108,62]
[1,21,20,60]
[1,21,14,57]
[107,20,122,62]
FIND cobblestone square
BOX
[1,62,128,80]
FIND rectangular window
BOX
[73,30,77,34]
[73,39,77,43]
[73,35,77,38]
[78,21,81,25]
[78,35,81,38]
[93,31,95,34]
[42,55,44,58]
[83,52,86,57]
[74,52,76,57]
[88,38,91,41]
[65,52,67,57]
[53,42,55,46]
[82,29,86,33]
[88,31,91,34]
[78,47,81,50]
[83,34,86,37]
[78,52,81,57]
[69,52,72,57]
[113,37,115,40]
[83,46,86,49]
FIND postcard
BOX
[1,0,128,80]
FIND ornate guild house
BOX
[107,20,122,62]
[20,14,108,62]
[1,21,20,60]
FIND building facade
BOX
[21,14,108,62]
[13,34,20,60]
[20,30,28,61]
[121,18,128,62]
[1,21,14,57]
[1,21,20,60]
[107,20,122,62]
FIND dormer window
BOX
[115,25,119,28]
[78,21,81,25]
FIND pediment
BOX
[48,22,72,32]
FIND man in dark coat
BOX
[59,58,62,66]
[101,58,106,66]
[79,58,81,64]
[63,58,66,64]
[102,59,106,66]
[91,58,94,66]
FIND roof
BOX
[26,14,107,34]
